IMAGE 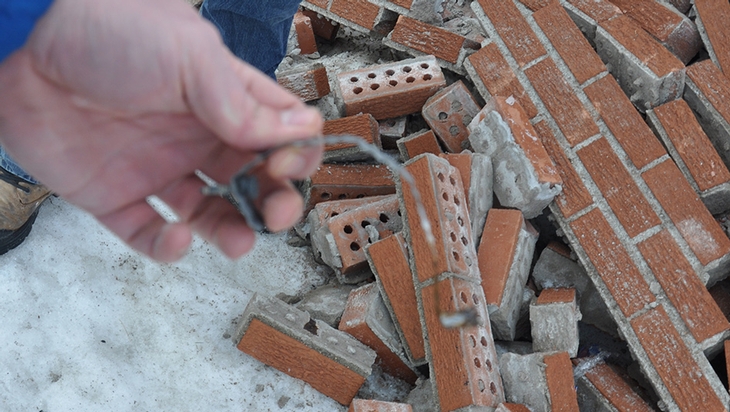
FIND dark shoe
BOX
[0,167,51,255]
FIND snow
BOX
[0,197,345,411]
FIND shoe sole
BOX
[0,209,40,256]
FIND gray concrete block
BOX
[529,289,581,357]
[295,282,356,328]
[499,352,551,411]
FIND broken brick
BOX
[397,129,443,161]
[301,9,340,40]
[421,80,481,153]
[531,288,581,356]
[516,0,557,12]
[694,0,730,75]
[277,63,331,102]
[302,164,395,213]
[293,11,318,56]
[329,0,383,31]
[578,361,654,412]
[387,15,468,65]
[500,351,576,411]
[543,352,580,412]
[348,399,413,412]
[322,113,382,162]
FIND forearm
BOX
[0,0,55,63]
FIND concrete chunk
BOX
[530,288,581,357]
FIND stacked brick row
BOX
[467,0,730,410]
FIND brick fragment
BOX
[365,233,425,364]
[524,58,600,147]
[582,74,666,169]
[577,361,654,412]
[277,63,331,102]
[533,2,607,84]
[349,399,413,412]
[562,0,623,47]
[500,351,577,411]
[464,42,539,119]
[516,0,557,11]
[631,305,727,411]
[397,129,443,161]
[641,159,730,269]
[569,208,656,318]
[322,113,382,162]
[422,81,481,153]
[543,352,580,412]
[235,294,376,405]
[531,289,580,356]
[385,15,469,69]
[302,164,395,213]
[339,283,417,383]
[293,11,318,56]
[329,0,384,31]
[496,403,531,412]
[301,9,340,40]
[335,56,446,120]
[370,0,413,14]
[472,0,547,67]
[694,0,730,75]
[576,137,661,238]
[647,98,730,214]
[637,229,730,344]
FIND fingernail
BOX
[273,149,306,177]
[281,108,316,126]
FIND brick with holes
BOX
[500,351,579,411]
[348,399,413,412]
[468,96,562,218]
[322,113,382,162]
[339,283,418,383]
[309,194,403,284]
[694,0,730,75]
[647,98,730,214]
[530,288,581,357]
[293,11,318,56]
[334,56,446,120]
[302,163,396,213]
[397,129,443,161]
[421,80,481,153]
[277,62,331,102]
[478,208,538,341]
[235,293,376,405]
[301,0,397,34]
[573,360,654,412]
[379,116,408,149]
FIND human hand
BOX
[0,0,323,262]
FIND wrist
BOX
[0,0,55,63]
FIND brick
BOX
[399,154,479,283]
[422,81,481,153]
[531,288,581,356]
[642,159,730,267]
[565,0,622,24]
[630,305,727,411]
[569,208,655,317]
[609,0,701,64]
[473,0,547,68]
[305,194,393,241]
[543,352,580,412]
[524,58,600,147]
[684,60,730,170]
[322,113,382,162]
[387,15,467,65]
[301,9,340,40]
[303,164,395,212]
[533,3,607,84]
[330,0,382,31]
[647,98,730,214]
[595,14,684,110]
[532,120,593,218]
[293,11,318,56]
[694,0,730,75]
[348,399,413,412]
[516,0,557,11]
[498,403,531,412]
[536,287,575,305]
[370,0,413,14]
[576,137,661,238]
[582,74,666,169]
[469,96,562,218]
[579,362,654,412]
[365,233,425,364]
[277,63,331,102]
[335,56,446,120]
[637,229,730,343]
[235,294,376,405]
[421,277,504,410]
[339,283,418,383]
[669,0,692,14]
[397,129,443,161]
[464,42,539,119]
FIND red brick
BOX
[565,0,623,23]
[305,0,329,8]
[330,0,381,30]
[686,60,730,126]
[501,404,531,412]
[475,0,547,67]
[637,229,730,342]
[323,113,382,152]
[533,3,607,84]
[516,0,558,11]
[336,56,446,120]
[536,288,576,305]
[398,130,443,161]
[389,15,466,64]
[401,154,479,283]
[301,9,340,40]
[532,120,593,218]
[695,0,730,75]
[386,0,413,9]
[278,63,331,102]
[294,11,318,55]
[583,74,666,169]
[422,81,481,153]
[349,399,413,412]
[238,319,365,405]
[642,159,730,266]
[308,195,394,230]
[651,99,730,192]
[466,43,539,119]
[366,233,426,362]
[599,15,684,77]
[339,283,418,383]
[569,208,655,317]
[524,58,600,147]
[582,362,655,412]
[478,209,524,306]
[439,152,472,210]
[543,352,580,412]
[709,282,730,322]
[630,306,726,411]
[304,164,395,212]
[576,137,661,238]
[421,277,504,410]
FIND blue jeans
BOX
[0,0,300,183]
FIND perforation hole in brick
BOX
[330,201,401,266]
[344,61,438,96]
[435,165,474,273]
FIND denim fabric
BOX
[0,0,55,64]
[0,147,38,184]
